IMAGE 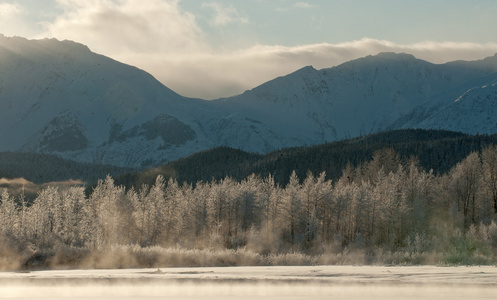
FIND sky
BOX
[1,0,497,99]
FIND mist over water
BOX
[1,266,497,299]
[3,281,495,300]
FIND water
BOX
[1,265,496,299]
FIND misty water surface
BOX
[1,265,496,299]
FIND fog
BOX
[0,177,84,200]
[1,266,496,299]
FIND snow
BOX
[1,265,496,299]
[413,82,497,134]
[0,35,212,167]
[208,51,497,156]
[2,35,497,167]
[394,73,497,134]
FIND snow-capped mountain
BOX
[1,35,497,168]
[208,52,497,151]
[0,35,215,167]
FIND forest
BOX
[117,129,497,188]
[1,144,497,270]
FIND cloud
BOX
[0,2,37,37]
[117,38,497,99]
[293,2,317,9]
[202,2,248,27]
[276,1,317,12]
[0,2,22,18]
[36,1,497,99]
[45,0,205,55]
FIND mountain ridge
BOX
[210,50,497,150]
[0,35,215,167]
[1,35,497,168]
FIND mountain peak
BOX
[298,65,316,72]
[2,35,497,168]
[482,52,497,65]
[337,52,422,71]
[0,35,91,58]
[375,52,416,60]
[289,65,317,78]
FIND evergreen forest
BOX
[118,129,497,188]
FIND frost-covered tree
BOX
[188,181,209,240]
[163,177,181,242]
[57,187,86,246]
[145,176,168,244]
[448,152,482,228]
[281,171,305,246]
[332,179,359,245]
[131,184,153,245]
[255,174,279,235]
[4,144,497,269]
[24,187,61,247]
[87,175,126,247]
[300,172,331,248]
[207,178,235,247]
[482,145,497,216]
[0,190,19,238]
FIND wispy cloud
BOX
[119,38,497,99]
[202,2,248,27]
[45,0,205,55]
[293,2,317,9]
[0,2,36,37]
[0,2,22,18]
[30,1,497,99]
[276,1,317,12]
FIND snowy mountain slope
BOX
[1,34,497,168]
[420,82,497,134]
[209,52,497,151]
[0,35,215,167]
[392,76,497,134]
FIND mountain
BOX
[0,35,215,167]
[1,34,497,168]
[209,53,497,151]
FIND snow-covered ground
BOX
[1,265,496,299]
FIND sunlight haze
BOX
[1,0,497,99]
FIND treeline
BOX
[117,129,497,189]
[1,146,497,269]
[2,129,495,191]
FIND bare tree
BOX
[449,152,481,228]
[482,145,497,216]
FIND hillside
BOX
[116,129,497,188]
